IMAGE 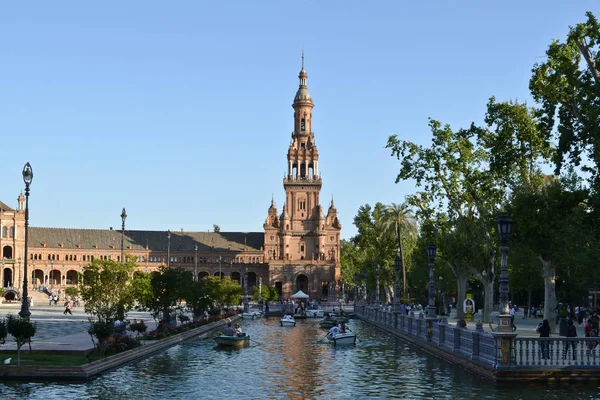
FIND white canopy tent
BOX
[291,290,309,299]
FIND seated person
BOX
[329,325,341,336]
[234,323,243,337]
[339,322,347,334]
[457,319,467,329]
[223,322,235,336]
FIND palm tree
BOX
[379,202,417,300]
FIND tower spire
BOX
[302,50,304,70]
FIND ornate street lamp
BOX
[120,208,127,263]
[19,162,33,319]
[496,212,513,332]
[194,244,198,281]
[426,243,437,318]
[50,259,54,289]
[166,230,171,268]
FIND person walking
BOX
[63,299,72,315]
[564,319,577,360]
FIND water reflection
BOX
[2,318,600,399]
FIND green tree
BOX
[6,315,36,366]
[80,258,134,325]
[379,202,417,299]
[213,224,221,233]
[145,266,188,325]
[65,286,80,298]
[0,318,6,346]
[530,11,600,186]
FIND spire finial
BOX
[302,50,304,70]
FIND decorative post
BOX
[426,243,437,318]
[19,162,33,319]
[194,244,198,281]
[120,208,127,263]
[258,277,263,311]
[496,213,513,332]
[375,264,381,307]
[493,212,517,368]
[166,230,171,268]
[50,259,54,290]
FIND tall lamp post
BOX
[426,243,437,318]
[166,230,171,268]
[19,162,33,319]
[120,208,127,263]
[50,259,54,290]
[194,244,198,281]
[496,212,514,332]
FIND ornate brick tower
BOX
[264,56,342,300]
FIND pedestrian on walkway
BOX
[63,299,72,315]
[564,318,577,360]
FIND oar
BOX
[250,338,263,346]
[316,333,330,343]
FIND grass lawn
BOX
[0,351,97,366]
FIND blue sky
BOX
[0,1,596,240]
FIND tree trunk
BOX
[456,273,467,320]
[397,225,407,300]
[481,279,495,323]
[540,257,557,332]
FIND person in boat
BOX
[223,322,235,336]
[234,323,244,337]
[329,324,341,336]
[284,314,293,320]
[339,322,346,334]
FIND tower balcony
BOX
[283,176,322,184]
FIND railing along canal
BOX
[356,305,600,374]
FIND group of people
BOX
[223,323,244,337]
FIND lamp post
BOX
[1,259,4,287]
[19,162,33,319]
[50,259,54,290]
[394,252,401,311]
[218,254,222,279]
[375,264,381,307]
[194,244,198,282]
[17,258,21,288]
[426,243,437,318]
[166,230,171,268]
[120,208,127,263]
[32,261,35,289]
[496,212,514,332]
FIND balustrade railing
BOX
[354,305,598,371]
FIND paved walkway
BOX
[443,310,585,337]
[0,302,156,353]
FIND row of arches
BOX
[2,268,79,288]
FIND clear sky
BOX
[0,1,596,240]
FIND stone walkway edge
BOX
[0,316,240,381]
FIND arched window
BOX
[9,227,14,238]
[1,226,6,238]
[301,118,305,131]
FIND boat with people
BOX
[214,334,250,348]
[306,307,324,318]
[279,315,296,327]
[319,315,338,329]
[242,311,262,319]
[327,331,357,345]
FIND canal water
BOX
[1,318,599,399]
